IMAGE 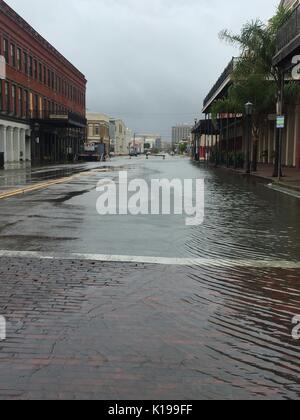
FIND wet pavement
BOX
[0,156,299,399]
[0,162,104,192]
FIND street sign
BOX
[276,116,285,129]
[0,56,6,80]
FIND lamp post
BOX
[245,102,253,174]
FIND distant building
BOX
[109,119,127,155]
[126,128,133,150]
[86,113,110,155]
[129,139,144,155]
[134,134,162,152]
[172,124,193,147]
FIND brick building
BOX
[0,0,87,168]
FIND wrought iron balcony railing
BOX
[276,5,300,53]
[203,58,237,110]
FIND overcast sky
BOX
[8,0,279,140]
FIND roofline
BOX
[0,0,86,82]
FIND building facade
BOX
[273,0,300,169]
[172,124,192,147]
[134,134,162,152]
[87,113,110,156]
[109,119,127,155]
[199,0,300,172]
[0,0,87,168]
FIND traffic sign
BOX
[276,116,285,129]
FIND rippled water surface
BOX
[0,157,299,399]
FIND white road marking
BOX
[0,250,299,268]
[266,184,300,199]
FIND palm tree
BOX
[218,5,298,176]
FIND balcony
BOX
[274,5,300,66]
[203,58,238,112]
[192,119,219,135]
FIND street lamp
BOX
[245,102,253,116]
[245,102,253,174]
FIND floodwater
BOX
[0,156,299,399]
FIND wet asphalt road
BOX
[0,157,299,400]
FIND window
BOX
[17,48,22,71]
[34,59,38,79]
[94,125,100,136]
[10,44,16,67]
[3,39,9,63]
[5,82,9,113]
[12,85,16,115]
[24,90,29,117]
[23,52,28,74]
[29,56,33,77]
[39,63,42,82]
[18,87,22,116]
[34,94,38,117]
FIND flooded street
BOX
[0,157,299,399]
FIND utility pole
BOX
[273,70,284,179]
[278,71,285,181]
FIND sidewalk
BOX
[0,162,99,194]
[239,164,300,193]
[204,162,300,194]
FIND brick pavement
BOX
[0,256,299,400]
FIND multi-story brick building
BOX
[0,0,87,168]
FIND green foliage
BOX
[219,5,291,83]
[213,5,296,141]
[178,143,187,154]
[211,98,240,124]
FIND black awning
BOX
[31,111,86,129]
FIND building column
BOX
[6,127,13,163]
[25,130,31,161]
[13,128,21,163]
[0,125,6,157]
[20,129,26,162]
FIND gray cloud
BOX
[8,0,279,139]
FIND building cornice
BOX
[0,0,86,81]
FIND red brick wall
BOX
[0,0,86,119]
